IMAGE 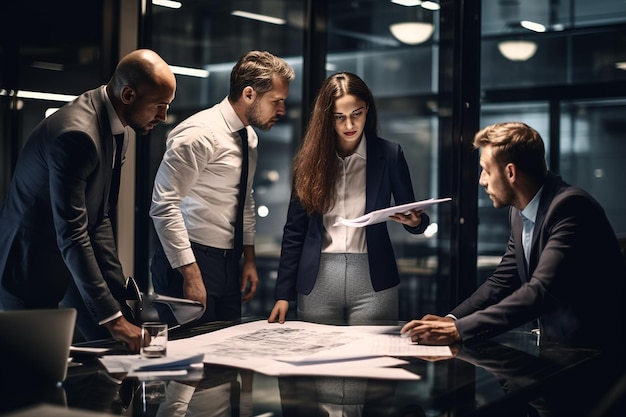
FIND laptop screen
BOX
[0,308,76,384]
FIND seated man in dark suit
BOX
[0,49,177,351]
[402,122,626,352]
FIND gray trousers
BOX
[297,253,398,326]
[297,253,399,410]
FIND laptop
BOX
[0,308,76,384]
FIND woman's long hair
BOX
[292,72,378,215]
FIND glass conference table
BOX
[2,317,622,417]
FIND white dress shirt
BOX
[150,97,258,269]
[447,186,545,323]
[520,186,543,266]
[322,135,367,254]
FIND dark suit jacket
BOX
[274,135,429,301]
[0,87,127,323]
[452,172,626,350]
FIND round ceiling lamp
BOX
[389,22,434,45]
[497,40,537,61]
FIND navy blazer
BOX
[452,172,626,350]
[274,135,429,301]
[0,88,127,322]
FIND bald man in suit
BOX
[0,49,176,351]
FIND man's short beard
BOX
[246,100,272,132]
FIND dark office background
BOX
[2,0,625,322]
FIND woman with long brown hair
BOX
[269,72,429,325]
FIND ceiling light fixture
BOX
[391,0,439,10]
[391,0,423,6]
[16,90,77,102]
[498,40,538,61]
[420,1,440,11]
[152,0,182,9]
[520,20,546,32]
[231,10,286,25]
[169,65,210,78]
[389,22,434,45]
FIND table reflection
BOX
[453,334,621,417]
[277,376,405,417]
[152,368,252,417]
[3,321,624,417]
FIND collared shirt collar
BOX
[521,185,543,223]
[101,86,126,136]
[354,133,367,160]
[337,133,367,160]
[218,96,247,134]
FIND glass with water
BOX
[141,322,168,358]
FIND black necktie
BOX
[234,128,249,260]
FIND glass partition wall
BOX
[0,1,109,200]
[1,0,625,323]
[147,0,307,317]
[148,0,626,319]
[148,0,448,320]
[478,0,626,286]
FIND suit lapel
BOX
[525,172,564,276]
[90,91,116,210]
[365,135,384,213]
[511,207,529,281]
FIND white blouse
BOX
[322,134,367,254]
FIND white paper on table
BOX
[98,355,130,374]
[333,197,452,228]
[98,352,204,374]
[168,320,386,362]
[165,320,452,379]
[360,334,452,357]
[70,346,110,354]
[169,320,451,361]
[270,356,419,380]
[302,334,452,361]
[127,369,189,378]
[201,355,418,380]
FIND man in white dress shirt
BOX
[150,51,295,325]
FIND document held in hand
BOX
[333,197,452,228]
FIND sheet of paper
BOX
[132,353,204,371]
[361,334,452,357]
[164,320,451,378]
[99,352,204,374]
[91,321,453,378]
[333,197,452,227]
[127,369,189,378]
[167,320,397,360]
[269,357,420,380]
[302,334,452,360]
[70,346,110,354]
